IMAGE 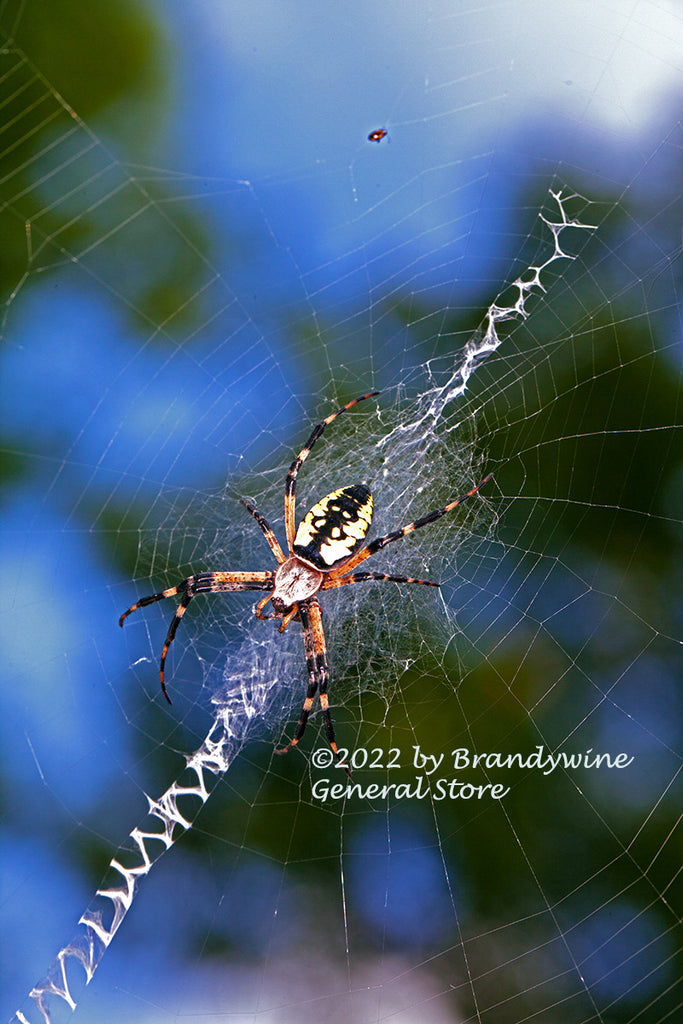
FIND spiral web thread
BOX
[9,187,598,1024]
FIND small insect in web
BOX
[367,128,388,143]
[120,393,491,773]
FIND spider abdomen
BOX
[293,484,373,570]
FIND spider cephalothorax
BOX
[267,556,324,619]
[120,393,490,773]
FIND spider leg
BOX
[284,391,380,551]
[278,605,299,632]
[276,598,350,775]
[255,593,276,619]
[159,590,193,704]
[119,571,274,704]
[322,571,440,590]
[119,571,275,624]
[327,473,493,578]
[240,499,286,563]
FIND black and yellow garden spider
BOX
[120,393,491,772]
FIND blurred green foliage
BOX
[0,0,211,335]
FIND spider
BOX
[119,393,491,773]
[368,128,388,143]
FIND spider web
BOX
[2,1,681,1022]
